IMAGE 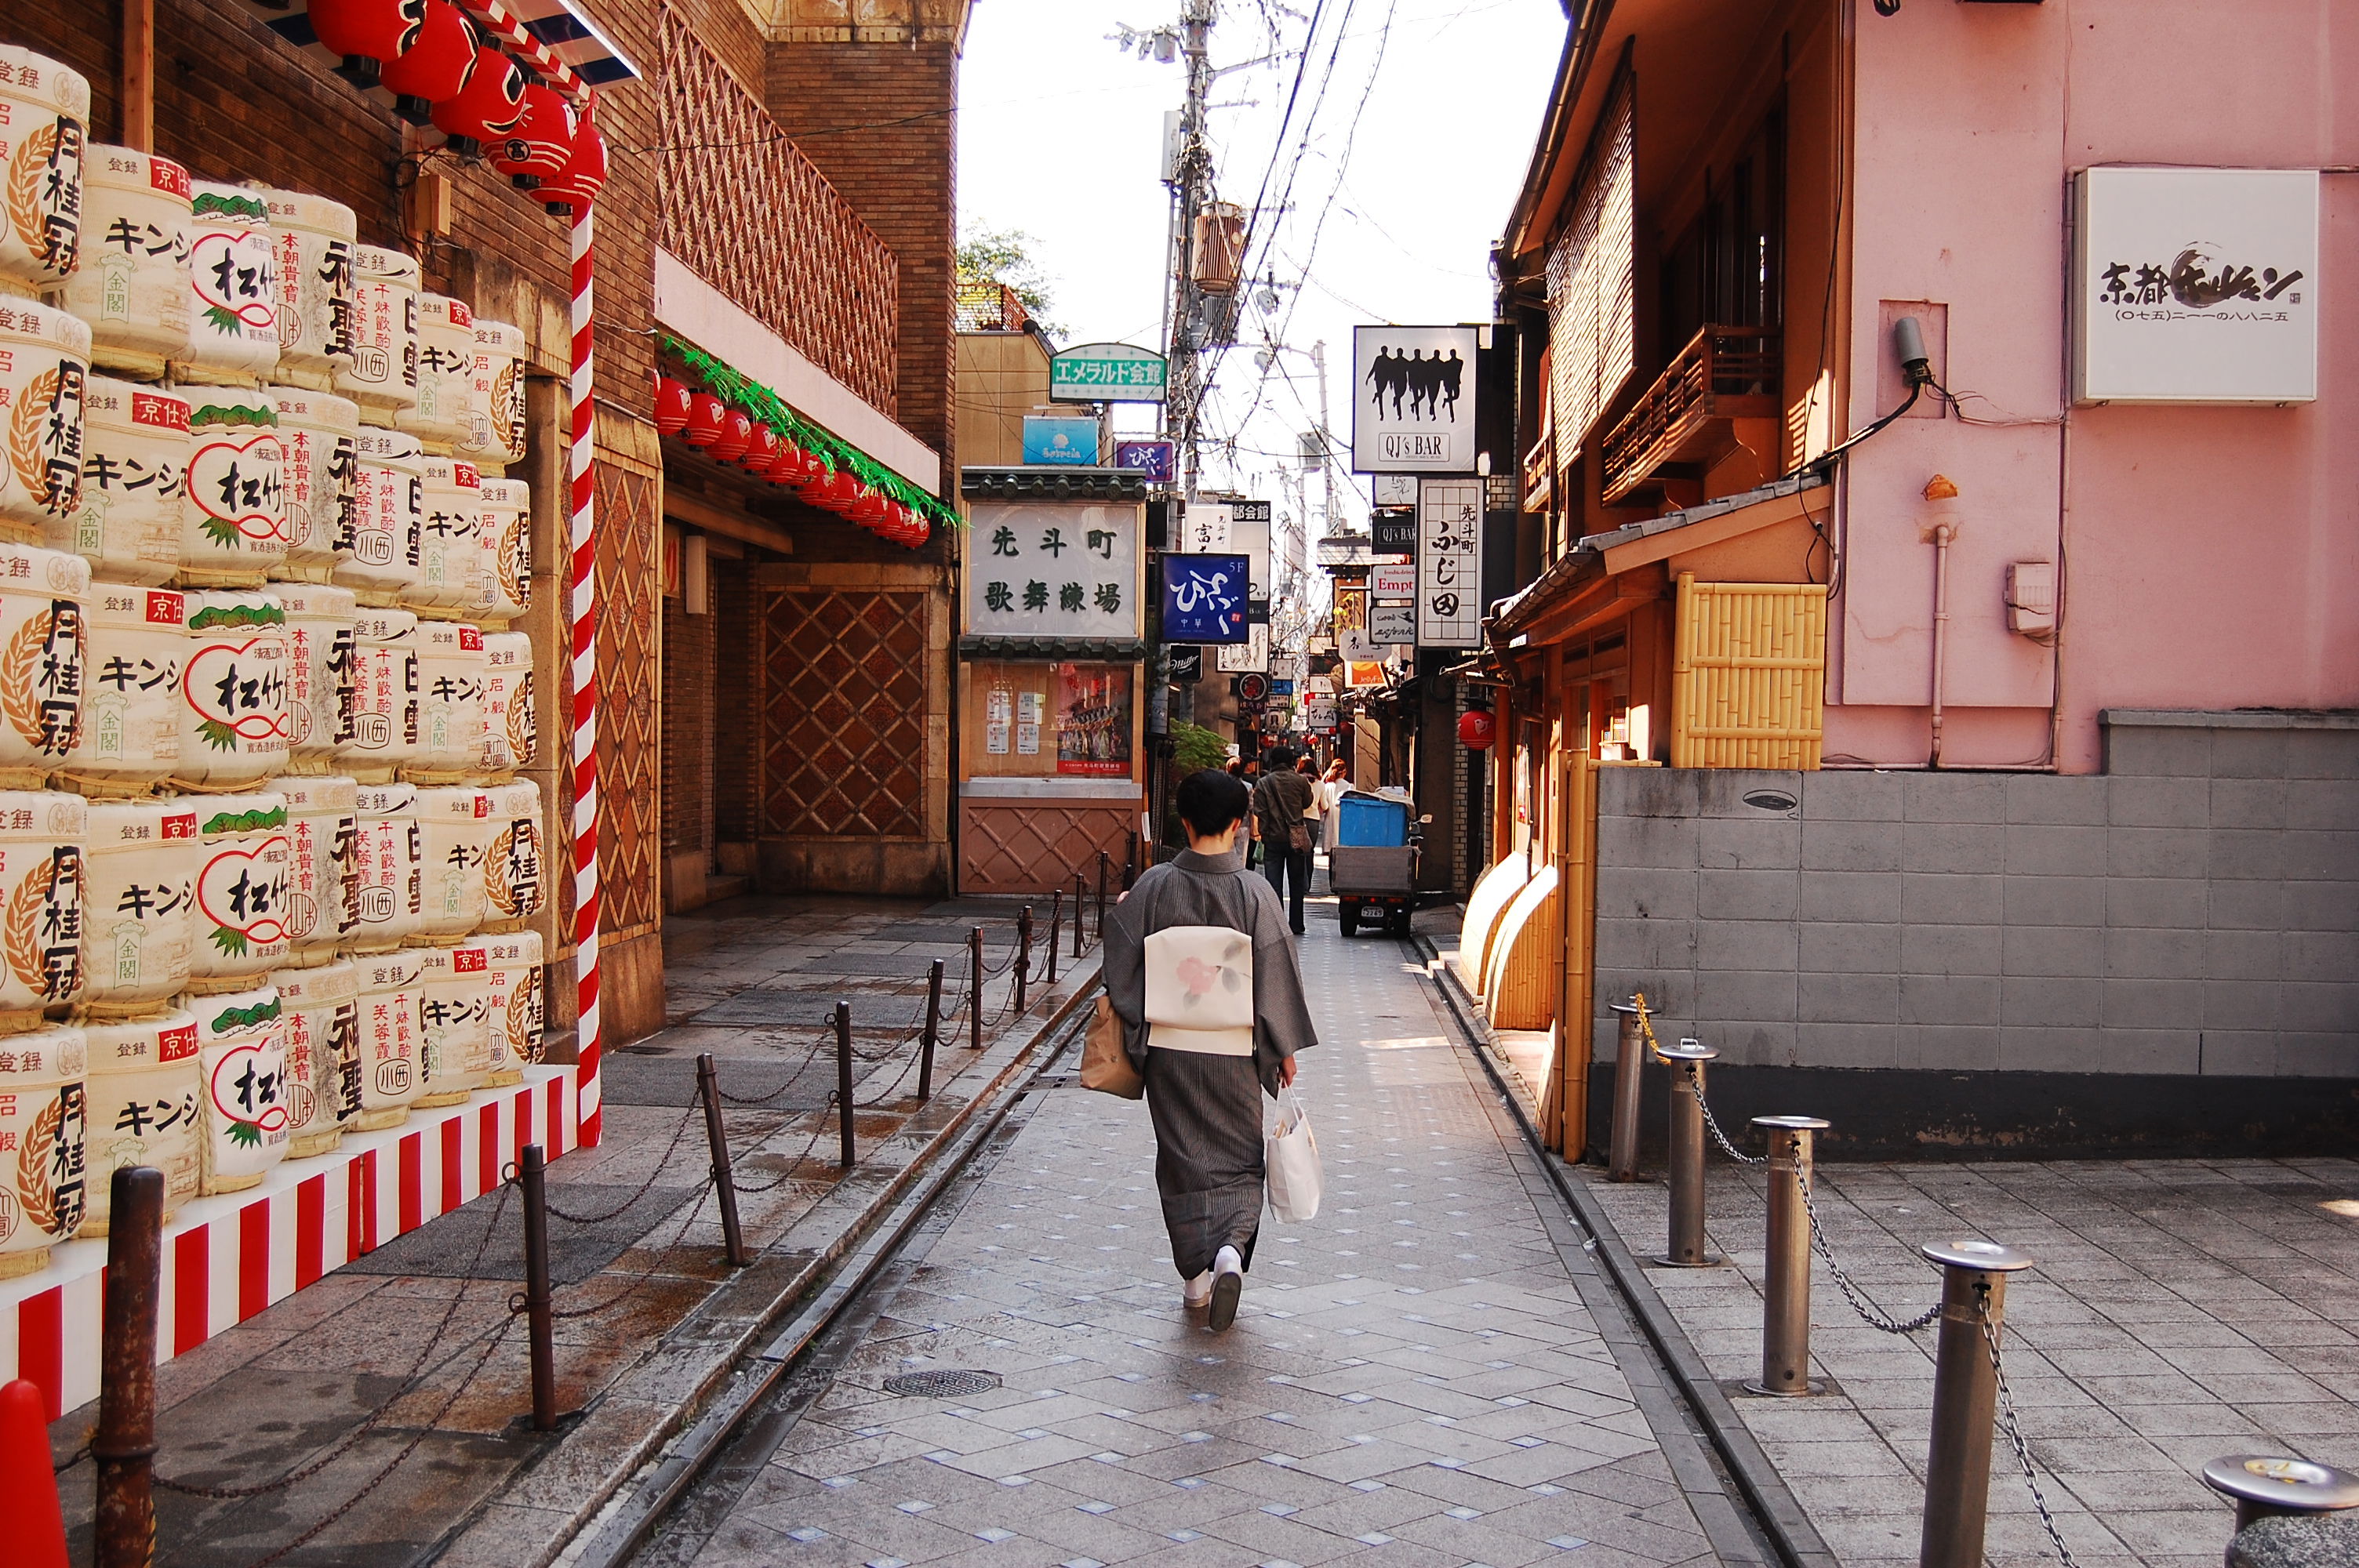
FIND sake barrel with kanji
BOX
[398,293,474,449]
[262,187,356,391]
[410,455,490,616]
[412,936,490,1106]
[454,318,525,469]
[409,621,484,779]
[0,46,89,295]
[0,540,89,786]
[351,946,421,1129]
[348,780,421,951]
[173,590,287,784]
[272,959,358,1158]
[54,379,184,585]
[187,791,290,990]
[192,982,289,1193]
[413,784,490,939]
[480,629,532,776]
[0,1022,89,1276]
[0,297,92,543]
[335,245,418,420]
[272,772,354,961]
[480,776,544,931]
[180,386,288,585]
[476,476,529,625]
[59,147,191,377]
[278,582,354,770]
[336,426,423,606]
[272,386,358,582]
[81,1008,198,1233]
[0,791,85,1031]
[174,183,278,383]
[62,583,181,793]
[481,927,540,1087]
[341,606,418,782]
[81,797,197,1013]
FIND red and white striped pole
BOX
[568,205,602,1146]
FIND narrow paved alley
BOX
[651,909,1755,1568]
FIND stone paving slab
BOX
[655,903,1748,1568]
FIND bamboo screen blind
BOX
[1670,575,1829,769]
[1547,76,1636,453]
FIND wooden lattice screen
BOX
[759,588,929,839]
[594,453,663,941]
[1669,573,1828,769]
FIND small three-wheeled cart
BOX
[1328,790,1421,937]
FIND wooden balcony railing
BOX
[1599,325,1781,504]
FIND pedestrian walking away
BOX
[1250,743,1317,933]
[1315,757,1350,851]
[1103,768,1317,1330]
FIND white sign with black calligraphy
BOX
[965,502,1143,639]
[1416,478,1482,648]
[1216,622,1270,674]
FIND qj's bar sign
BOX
[1161,554,1250,644]
[1351,325,1478,474]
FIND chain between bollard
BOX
[1685,1062,1768,1167]
[1980,1298,2083,1568]
[1790,1171,1946,1335]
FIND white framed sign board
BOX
[1369,563,1416,599]
[1351,325,1479,474]
[1369,601,1417,646]
[1416,478,1483,647]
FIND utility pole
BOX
[1164,0,1215,499]
[1310,337,1336,539]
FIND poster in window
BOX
[1056,663,1132,777]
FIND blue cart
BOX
[1329,790,1421,937]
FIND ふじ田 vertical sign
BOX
[1416,479,1482,648]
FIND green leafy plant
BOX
[958,224,1063,339]
[1170,721,1230,774]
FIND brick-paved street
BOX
[663,908,1743,1568]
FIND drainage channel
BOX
[566,1025,1087,1568]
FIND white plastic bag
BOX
[1265,1086,1323,1223]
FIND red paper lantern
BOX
[489,83,574,187]
[849,486,889,525]
[816,470,861,512]
[1458,710,1496,750]
[652,377,694,435]
[739,425,782,474]
[431,47,525,147]
[682,393,726,447]
[707,408,754,463]
[308,0,427,83]
[540,100,608,216]
[378,0,473,120]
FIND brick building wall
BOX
[660,576,717,909]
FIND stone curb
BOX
[1410,932,1841,1568]
[434,953,1107,1568]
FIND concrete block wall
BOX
[1588,711,2359,1152]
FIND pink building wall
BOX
[1827,0,2359,774]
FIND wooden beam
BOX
[121,0,154,151]
[1520,564,1666,649]
[661,488,795,555]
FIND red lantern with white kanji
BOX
[1458,710,1496,750]
[540,100,607,216]
[378,0,474,121]
[707,408,753,463]
[430,47,525,147]
[653,377,693,434]
[849,486,889,526]
[307,0,427,85]
[812,470,860,513]
[489,84,573,187]
[682,393,725,447]
[739,425,782,475]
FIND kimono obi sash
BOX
[1143,924,1255,1057]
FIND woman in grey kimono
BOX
[1103,769,1318,1329]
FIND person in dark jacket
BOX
[1249,746,1315,934]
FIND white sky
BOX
[958,0,1564,527]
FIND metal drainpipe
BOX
[1924,475,1961,768]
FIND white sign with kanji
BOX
[965,503,1143,638]
[1216,622,1270,673]
[1180,500,1230,554]
[1416,478,1482,647]
[1369,601,1416,645]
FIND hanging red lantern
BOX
[739,425,782,475]
[1458,710,1496,750]
[540,100,608,216]
[378,0,474,122]
[308,0,427,86]
[903,514,932,547]
[652,377,694,435]
[430,47,525,151]
[489,83,575,188]
[849,486,889,525]
[817,470,862,512]
[682,392,726,447]
[707,408,754,463]
[765,438,805,484]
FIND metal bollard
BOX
[834,1002,856,1168]
[94,1165,164,1568]
[696,1054,750,1269]
[1917,1239,2036,1568]
[918,959,943,1102]
[1656,1039,1720,1267]
[1046,890,1062,984]
[969,925,985,1052]
[1748,1116,1831,1397]
[2201,1455,2359,1533]
[1096,851,1110,937]
[1014,905,1033,1011]
[1073,872,1087,956]
[518,1144,558,1432]
[1123,837,1138,891]
[1607,998,1645,1181]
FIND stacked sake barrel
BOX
[0,45,547,1276]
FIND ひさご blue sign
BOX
[1022,416,1100,466]
[1161,554,1250,644]
[1114,439,1175,482]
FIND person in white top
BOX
[1315,760,1350,850]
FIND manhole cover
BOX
[885,1370,1001,1399]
